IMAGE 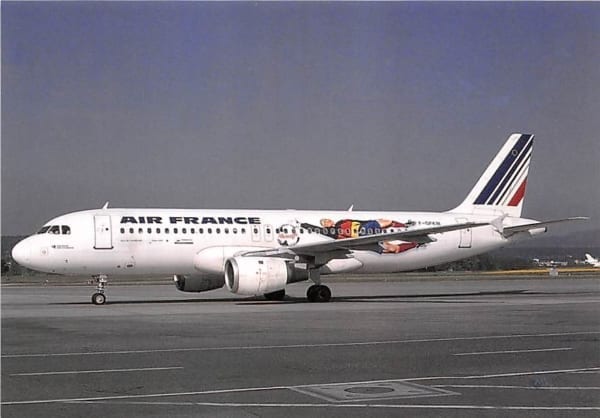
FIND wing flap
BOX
[243,222,487,258]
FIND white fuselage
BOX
[12,208,538,277]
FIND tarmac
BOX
[2,273,599,417]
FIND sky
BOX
[2,2,599,236]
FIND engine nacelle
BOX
[173,274,225,293]
[224,257,305,296]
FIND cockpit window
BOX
[48,225,61,234]
[37,226,51,234]
[61,225,71,235]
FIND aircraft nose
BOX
[11,240,31,266]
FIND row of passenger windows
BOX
[120,227,250,235]
[37,225,71,235]
[119,227,397,235]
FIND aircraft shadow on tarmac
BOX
[51,289,533,306]
[238,289,533,305]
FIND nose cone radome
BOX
[11,239,31,267]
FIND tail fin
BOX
[450,133,534,217]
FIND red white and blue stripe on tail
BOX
[451,133,534,217]
[473,133,533,207]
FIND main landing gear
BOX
[306,284,331,303]
[91,274,108,305]
[306,268,331,303]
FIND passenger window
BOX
[241,228,246,234]
[199,228,204,234]
[216,228,221,234]
[173,228,178,234]
[49,225,60,234]
[147,228,152,233]
[156,228,161,233]
[129,228,134,233]
[120,228,125,234]
[207,228,212,234]
[266,228,271,234]
[182,228,187,234]
[224,228,229,234]
[191,228,195,234]
[61,226,71,235]
[138,228,143,234]
[233,228,238,234]
[37,226,51,234]
[165,228,169,234]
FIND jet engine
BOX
[173,274,225,293]
[224,257,307,296]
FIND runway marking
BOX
[63,400,600,411]
[2,366,599,406]
[453,347,573,356]
[10,367,183,377]
[433,385,600,390]
[405,366,600,382]
[2,331,598,358]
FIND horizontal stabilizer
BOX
[500,217,589,237]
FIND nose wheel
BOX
[92,292,106,305]
[91,275,108,305]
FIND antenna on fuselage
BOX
[347,204,354,212]
[102,201,110,210]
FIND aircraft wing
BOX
[500,217,589,237]
[243,222,488,258]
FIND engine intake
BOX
[224,257,306,295]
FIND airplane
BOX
[584,253,600,268]
[11,133,587,305]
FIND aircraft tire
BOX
[264,289,286,301]
[307,285,331,303]
[92,293,106,305]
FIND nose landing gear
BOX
[91,275,108,305]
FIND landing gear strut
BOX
[91,275,108,305]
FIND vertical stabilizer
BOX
[450,133,534,217]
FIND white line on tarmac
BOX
[11,367,183,377]
[2,366,599,406]
[453,347,573,356]
[405,366,600,382]
[59,401,600,411]
[433,385,600,390]
[2,331,598,358]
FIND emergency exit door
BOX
[456,217,472,248]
